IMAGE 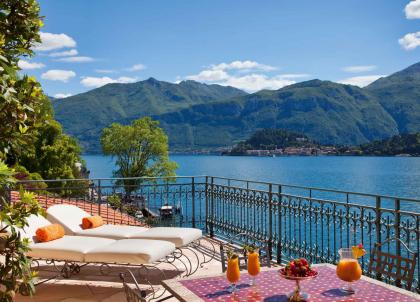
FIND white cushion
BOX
[128,227,202,247]
[47,204,89,234]
[28,236,116,262]
[85,239,175,264]
[74,224,148,239]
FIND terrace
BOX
[8,176,420,301]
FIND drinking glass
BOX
[336,248,362,294]
[247,250,261,287]
[226,256,240,294]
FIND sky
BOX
[19,0,420,98]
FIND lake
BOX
[83,155,420,200]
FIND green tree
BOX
[19,120,83,180]
[101,117,177,195]
[0,0,83,184]
[0,0,44,161]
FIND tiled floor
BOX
[16,239,222,302]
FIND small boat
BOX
[159,204,173,218]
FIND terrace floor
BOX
[16,238,222,302]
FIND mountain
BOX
[52,62,420,153]
[367,62,420,134]
[52,78,247,152]
[157,80,398,148]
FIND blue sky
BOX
[19,0,420,97]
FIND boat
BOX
[159,204,173,218]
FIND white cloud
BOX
[223,74,295,91]
[398,31,420,50]
[54,93,72,99]
[127,64,146,71]
[55,56,95,63]
[80,76,137,88]
[18,60,45,70]
[34,32,76,51]
[405,0,420,19]
[277,73,310,79]
[41,70,76,82]
[211,60,276,72]
[338,75,385,87]
[49,49,78,57]
[95,69,117,74]
[342,65,377,73]
[186,69,229,82]
[184,60,305,92]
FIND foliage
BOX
[19,120,83,181]
[101,117,177,195]
[0,0,45,161]
[123,204,140,217]
[359,133,420,156]
[0,161,44,301]
[107,194,122,210]
[0,0,83,185]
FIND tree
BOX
[0,0,84,184]
[101,117,177,195]
[0,0,44,161]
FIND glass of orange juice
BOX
[247,250,261,287]
[336,248,362,294]
[226,255,240,294]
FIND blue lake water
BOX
[83,155,420,201]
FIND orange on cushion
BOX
[36,224,65,242]
[82,216,104,229]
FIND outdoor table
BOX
[162,263,420,301]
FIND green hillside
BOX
[367,62,420,134]
[158,80,398,149]
[52,78,247,152]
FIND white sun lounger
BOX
[46,204,203,247]
[20,214,176,265]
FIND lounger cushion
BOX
[85,239,175,264]
[47,204,90,234]
[128,227,202,247]
[47,204,203,246]
[28,236,116,262]
[74,224,148,239]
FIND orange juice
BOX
[227,256,240,284]
[336,258,362,282]
[247,252,261,276]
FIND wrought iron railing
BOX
[7,175,420,292]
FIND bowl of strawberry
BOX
[279,259,318,301]
[280,258,318,280]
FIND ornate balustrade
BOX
[8,175,420,292]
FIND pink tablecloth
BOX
[179,265,419,301]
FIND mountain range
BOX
[52,62,420,153]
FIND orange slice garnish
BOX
[352,245,366,258]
